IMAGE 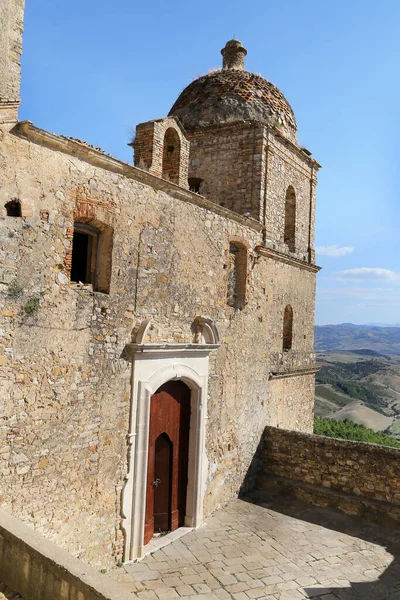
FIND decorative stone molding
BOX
[255,245,321,272]
[120,342,219,562]
[14,121,265,233]
[269,350,318,379]
[269,367,319,380]
[191,317,220,345]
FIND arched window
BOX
[70,220,113,293]
[5,199,21,217]
[227,242,247,309]
[162,128,181,184]
[283,305,293,352]
[284,186,296,252]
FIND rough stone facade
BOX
[261,426,400,525]
[0,15,320,566]
[180,124,317,266]
[0,0,24,123]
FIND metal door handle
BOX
[152,478,161,487]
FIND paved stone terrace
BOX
[111,493,400,600]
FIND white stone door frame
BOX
[121,343,218,562]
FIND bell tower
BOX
[0,0,25,123]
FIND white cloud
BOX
[316,245,354,257]
[317,288,400,316]
[333,268,398,281]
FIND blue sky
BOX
[20,0,400,325]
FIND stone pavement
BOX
[111,492,400,599]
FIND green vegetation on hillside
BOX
[317,359,387,381]
[315,384,352,407]
[316,360,389,414]
[314,416,400,448]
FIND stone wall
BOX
[187,122,265,218]
[0,120,318,564]
[187,122,318,265]
[0,510,132,600]
[261,427,400,525]
[262,132,317,263]
[0,0,24,122]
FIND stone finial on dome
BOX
[221,39,247,71]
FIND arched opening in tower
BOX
[162,128,181,184]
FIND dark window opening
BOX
[5,200,21,217]
[188,177,203,193]
[162,128,181,184]
[69,221,113,294]
[227,243,247,309]
[284,186,296,252]
[283,305,293,352]
[71,224,99,287]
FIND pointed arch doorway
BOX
[144,381,191,544]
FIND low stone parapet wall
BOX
[0,511,132,600]
[260,426,400,525]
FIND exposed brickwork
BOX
[169,70,297,142]
[185,123,319,257]
[133,117,189,188]
[187,122,265,218]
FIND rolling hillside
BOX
[314,325,400,441]
[315,323,400,354]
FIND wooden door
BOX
[144,381,191,545]
[154,433,172,532]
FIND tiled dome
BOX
[169,40,297,142]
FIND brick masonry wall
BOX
[188,123,265,218]
[0,122,317,565]
[187,123,318,265]
[134,117,190,189]
[263,427,400,511]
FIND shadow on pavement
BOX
[241,489,400,599]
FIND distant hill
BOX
[315,324,400,354]
[314,336,400,442]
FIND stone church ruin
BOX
[0,0,320,564]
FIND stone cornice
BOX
[270,126,321,170]
[121,343,220,362]
[255,246,321,273]
[0,100,19,108]
[13,121,264,234]
[269,366,319,380]
[0,101,20,124]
